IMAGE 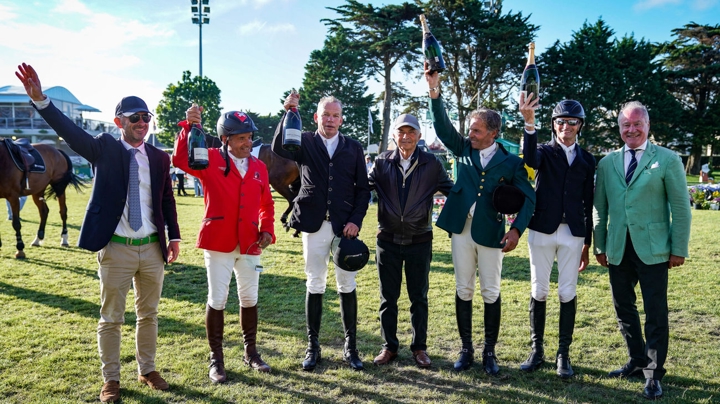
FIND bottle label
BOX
[193,148,208,161]
[284,128,302,142]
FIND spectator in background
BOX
[193,175,203,197]
[176,167,188,196]
[6,196,27,221]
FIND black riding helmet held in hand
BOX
[551,100,585,135]
[216,111,259,176]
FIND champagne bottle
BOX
[188,123,209,170]
[521,42,540,101]
[420,14,445,74]
[282,89,302,152]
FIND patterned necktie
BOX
[625,149,637,185]
[128,148,142,231]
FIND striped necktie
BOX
[128,148,142,231]
[625,149,637,185]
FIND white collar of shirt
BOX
[229,153,249,175]
[558,141,576,164]
[399,154,413,172]
[624,140,648,171]
[323,134,339,157]
[478,142,497,168]
[120,139,146,156]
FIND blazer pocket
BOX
[648,222,671,256]
[87,203,101,213]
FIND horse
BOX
[257,144,301,237]
[0,138,85,259]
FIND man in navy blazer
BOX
[17,63,180,403]
[519,95,595,379]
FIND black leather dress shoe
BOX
[643,379,663,400]
[608,363,645,378]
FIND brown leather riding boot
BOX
[241,305,271,373]
[206,305,227,383]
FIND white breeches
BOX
[527,224,584,303]
[452,217,503,303]
[205,246,261,309]
[302,220,357,294]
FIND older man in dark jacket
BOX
[369,114,453,368]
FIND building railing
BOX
[0,117,119,136]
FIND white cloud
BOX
[0,3,18,20]
[693,0,719,9]
[52,0,92,15]
[633,0,682,10]
[238,20,295,36]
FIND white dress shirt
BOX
[323,135,339,158]
[624,140,648,173]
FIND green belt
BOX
[111,233,159,246]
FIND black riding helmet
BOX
[216,111,258,177]
[217,111,258,139]
[551,100,585,135]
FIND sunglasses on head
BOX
[554,118,580,127]
[124,113,152,124]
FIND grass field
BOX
[1,189,719,403]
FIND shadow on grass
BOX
[19,255,97,279]
[0,280,206,338]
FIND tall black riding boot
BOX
[205,305,226,383]
[340,290,363,370]
[482,295,502,376]
[302,292,323,371]
[520,297,547,372]
[454,294,474,371]
[557,296,577,379]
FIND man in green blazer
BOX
[594,101,691,400]
[425,64,536,375]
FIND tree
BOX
[156,71,222,147]
[245,111,282,144]
[537,19,680,152]
[422,0,537,134]
[325,0,422,152]
[293,30,378,144]
[657,23,720,174]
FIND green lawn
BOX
[1,190,718,403]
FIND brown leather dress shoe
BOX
[413,350,432,368]
[373,349,398,365]
[138,370,169,390]
[99,380,120,403]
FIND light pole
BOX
[191,0,210,78]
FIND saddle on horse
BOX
[2,138,46,190]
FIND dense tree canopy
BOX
[536,19,680,153]
[658,23,720,173]
[325,0,422,151]
[155,71,222,147]
[293,30,378,143]
[422,0,538,134]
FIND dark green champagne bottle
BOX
[188,123,209,170]
[521,42,540,101]
[420,14,445,74]
[282,89,302,152]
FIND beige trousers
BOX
[97,240,164,382]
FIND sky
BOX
[1,0,718,145]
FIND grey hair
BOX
[467,108,502,138]
[618,101,649,124]
[317,96,343,114]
